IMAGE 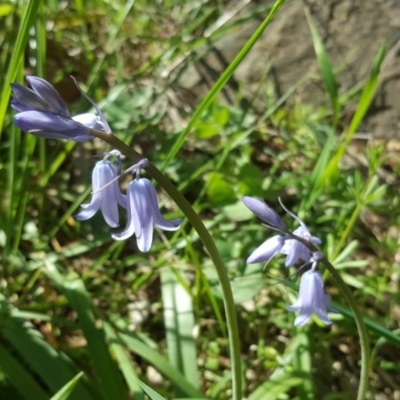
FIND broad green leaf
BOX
[207,172,236,205]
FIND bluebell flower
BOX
[75,159,126,227]
[11,76,110,141]
[112,178,182,252]
[286,268,335,327]
[242,197,286,230]
[243,196,321,267]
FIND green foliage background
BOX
[0,0,399,399]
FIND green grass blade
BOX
[346,40,387,139]
[306,10,339,125]
[324,39,386,181]
[162,0,286,168]
[113,332,205,399]
[293,333,314,399]
[303,125,335,209]
[103,323,144,400]
[0,0,42,136]
[0,308,97,399]
[0,342,48,400]
[160,268,199,390]
[132,377,166,400]
[248,372,310,400]
[50,372,84,400]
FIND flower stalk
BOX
[89,128,242,400]
[288,231,370,400]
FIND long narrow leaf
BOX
[44,263,127,400]
[306,10,339,124]
[162,0,286,168]
[160,268,199,390]
[0,0,42,135]
[132,377,166,400]
[103,323,144,400]
[248,372,310,400]
[0,342,48,400]
[50,372,84,400]
[1,313,96,400]
[324,39,386,180]
[111,332,205,399]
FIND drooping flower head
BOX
[75,153,126,227]
[286,252,336,327]
[11,76,110,141]
[112,177,182,252]
[243,196,321,267]
[243,197,337,327]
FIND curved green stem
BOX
[290,232,369,400]
[321,258,369,400]
[90,129,242,399]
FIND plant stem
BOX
[90,129,242,399]
[290,232,369,400]
[321,258,369,400]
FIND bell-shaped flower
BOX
[11,76,110,141]
[75,160,126,227]
[112,178,182,252]
[286,269,335,327]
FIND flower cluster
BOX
[11,76,181,252]
[11,76,338,327]
[243,196,336,327]
[11,76,110,141]
[75,155,182,252]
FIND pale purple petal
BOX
[283,239,311,267]
[112,187,136,241]
[112,177,182,252]
[10,84,48,112]
[293,312,312,327]
[243,197,286,230]
[76,160,125,227]
[14,111,90,138]
[26,76,70,117]
[286,270,333,327]
[247,235,285,264]
[98,162,121,227]
[75,195,101,221]
[311,236,322,245]
[72,113,106,132]
[142,178,182,231]
[131,180,154,252]
[11,75,110,142]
